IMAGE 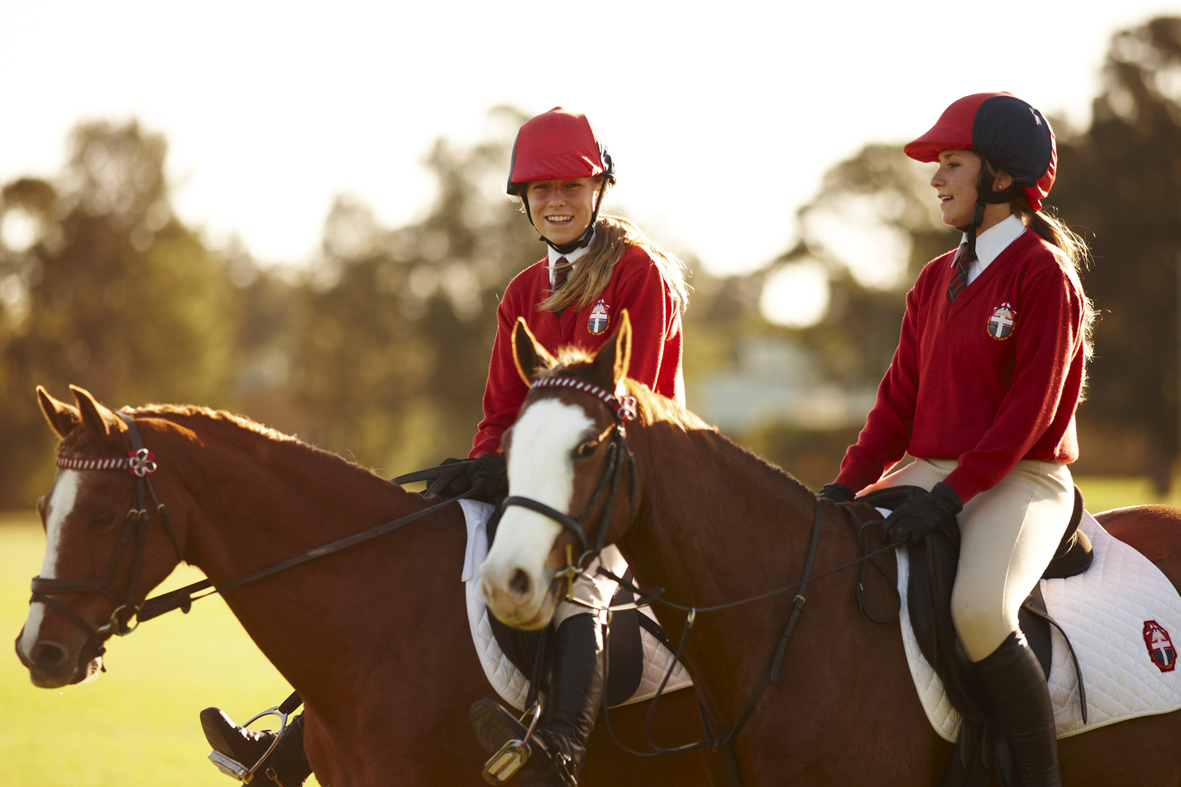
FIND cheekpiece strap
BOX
[530,377,637,422]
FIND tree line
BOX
[1,17,1179,509]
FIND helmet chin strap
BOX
[523,179,609,254]
[957,168,1023,256]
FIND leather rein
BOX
[30,413,472,654]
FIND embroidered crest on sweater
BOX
[986,302,1016,340]
[588,299,611,336]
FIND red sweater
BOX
[835,230,1086,503]
[470,245,684,458]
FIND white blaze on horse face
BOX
[480,398,592,627]
[19,470,80,655]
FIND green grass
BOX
[1,476,1176,785]
[1,511,319,787]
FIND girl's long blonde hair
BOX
[538,214,691,314]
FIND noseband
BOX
[30,413,182,657]
[499,377,638,590]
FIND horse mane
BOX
[540,350,816,499]
[120,404,390,486]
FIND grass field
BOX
[0,511,320,787]
[2,477,1178,786]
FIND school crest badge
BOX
[986,302,1016,340]
[588,300,610,336]
[1144,620,1177,673]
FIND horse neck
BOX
[146,411,472,703]
[620,421,838,716]
[149,411,428,585]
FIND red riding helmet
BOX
[506,107,616,196]
[904,92,1056,211]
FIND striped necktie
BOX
[946,246,976,303]
[552,257,570,292]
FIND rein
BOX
[32,414,473,647]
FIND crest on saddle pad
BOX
[1144,620,1177,673]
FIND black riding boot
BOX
[471,613,606,786]
[201,708,312,787]
[974,632,1061,787]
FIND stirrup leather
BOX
[207,704,293,784]
[482,703,543,786]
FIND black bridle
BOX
[27,412,477,659]
[500,376,639,594]
[30,413,182,658]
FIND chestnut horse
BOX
[479,315,1181,786]
[14,385,709,787]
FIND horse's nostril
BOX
[31,641,68,669]
[509,568,531,599]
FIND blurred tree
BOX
[289,107,543,473]
[1051,16,1181,493]
[0,121,239,508]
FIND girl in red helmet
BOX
[467,107,689,787]
[819,93,1094,787]
[197,108,690,787]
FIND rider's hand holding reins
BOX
[817,483,855,503]
[881,482,962,545]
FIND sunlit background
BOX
[5,3,1181,784]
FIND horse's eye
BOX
[573,440,599,459]
[88,510,118,532]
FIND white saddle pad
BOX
[898,510,1181,742]
[459,500,693,712]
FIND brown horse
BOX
[478,315,1181,786]
[14,385,710,787]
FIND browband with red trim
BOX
[56,448,158,478]
[530,377,637,422]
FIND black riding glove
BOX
[817,483,855,503]
[881,481,963,546]
[467,452,507,499]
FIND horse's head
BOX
[15,386,187,688]
[479,313,642,629]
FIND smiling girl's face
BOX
[525,176,602,247]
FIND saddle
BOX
[856,485,1092,787]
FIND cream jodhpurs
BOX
[864,458,1073,662]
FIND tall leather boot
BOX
[201,708,312,786]
[974,632,1061,787]
[471,613,605,786]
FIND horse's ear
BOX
[69,385,125,442]
[38,386,80,439]
[592,310,633,387]
[512,317,557,385]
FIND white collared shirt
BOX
[547,232,594,289]
[956,214,1026,285]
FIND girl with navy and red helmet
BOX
[819,93,1095,787]
[468,107,690,787]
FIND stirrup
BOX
[207,705,293,784]
[482,703,543,786]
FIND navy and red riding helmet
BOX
[905,92,1056,211]
[507,107,616,253]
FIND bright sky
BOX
[1,0,1177,289]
